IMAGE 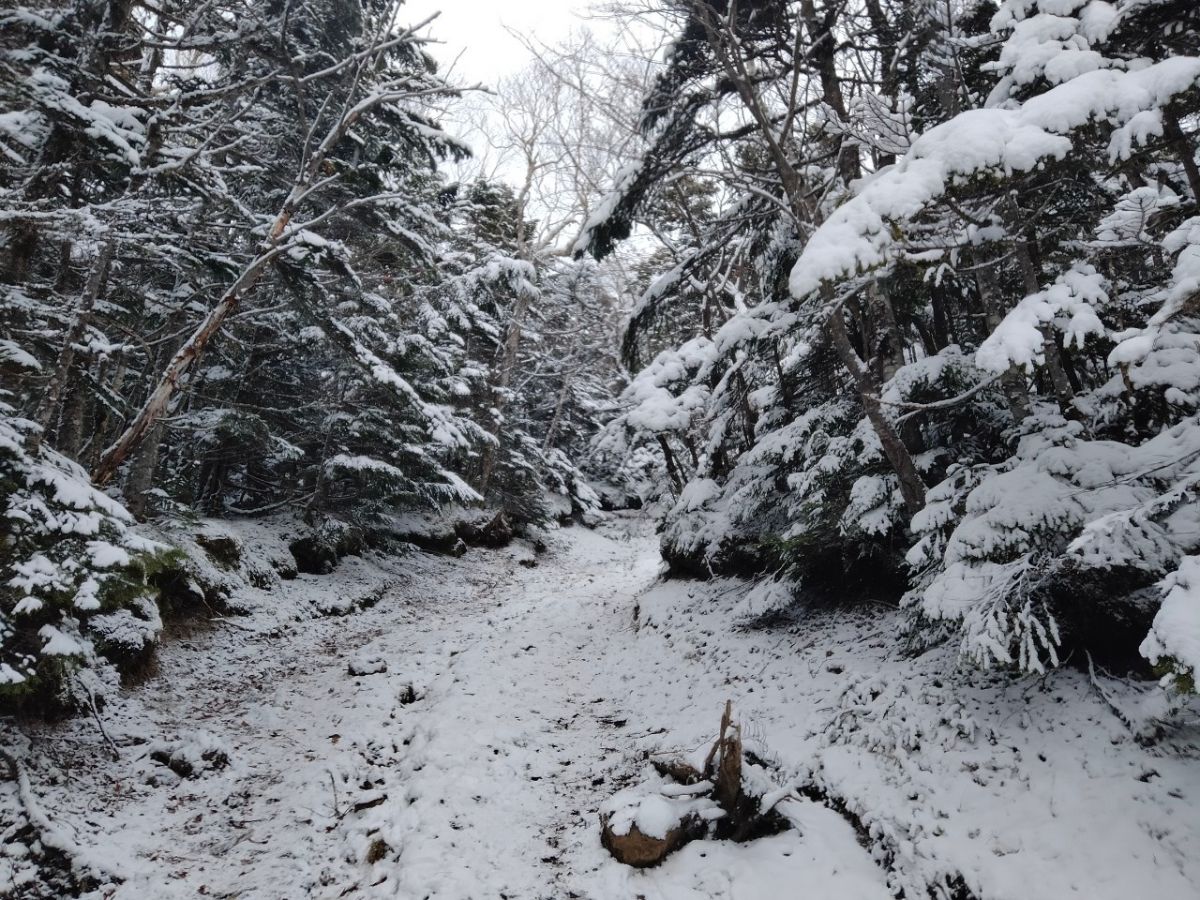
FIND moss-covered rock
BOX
[194,532,243,570]
[1,401,180,716]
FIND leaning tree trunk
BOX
[827,305,926,516]
[91,247,280,486]
[91,34,445,485]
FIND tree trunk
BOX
[55,367,87,459]
[1164,106,1200,204]
[826,304,926,516]
[657,434,684,496]
[542,370,574,453]
[771,341,794,412]
[123,420,164,520]
[1011,236,1076,417]
[478,280,536,496]
[800,0,860,183]
[929,281,954,350]
[91,247,279,486]
[869,281,906,381]
[732,368,757,451]
[31,241,114,453]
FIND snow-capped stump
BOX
[601,703,794,867]
[599,791,715,867]
[147,731,231,779]
[348,655,388,676]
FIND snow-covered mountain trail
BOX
[1,516,889,900]
[4,514,1198,900]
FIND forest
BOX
[2,1,1199,898]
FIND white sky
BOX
[403,0,597,84]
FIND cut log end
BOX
[599,811,706,868]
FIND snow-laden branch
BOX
[788,57,1200,302]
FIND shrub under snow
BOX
[1,398,173,714]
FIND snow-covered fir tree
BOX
[1,0,625,715]
[581,0,1200,685]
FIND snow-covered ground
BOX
[3,514,1198,899]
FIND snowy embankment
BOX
[2,514,1198,899]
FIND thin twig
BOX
[1085,651,1135,733]
[76,676,121,761]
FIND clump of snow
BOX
[348,655,388,676]
[975,264,1108,373]
[146,730,232,779]
[37,625,85,658]
[600,787,722,840]
[1141,555,1200,687]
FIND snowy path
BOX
[6,516,889,899]
[10,515,1195,900]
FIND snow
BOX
[600,790,720,839]
[677,478,720,512]
[1142,555,1200,678]
[975,265,1108,373]
[37,625,85,657]
[642,824,890,900]
[87,540,131,569]
[2,516,1198,899]
[0,339,41,370]
[619,339,717,434]
[788,42,1200,303]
